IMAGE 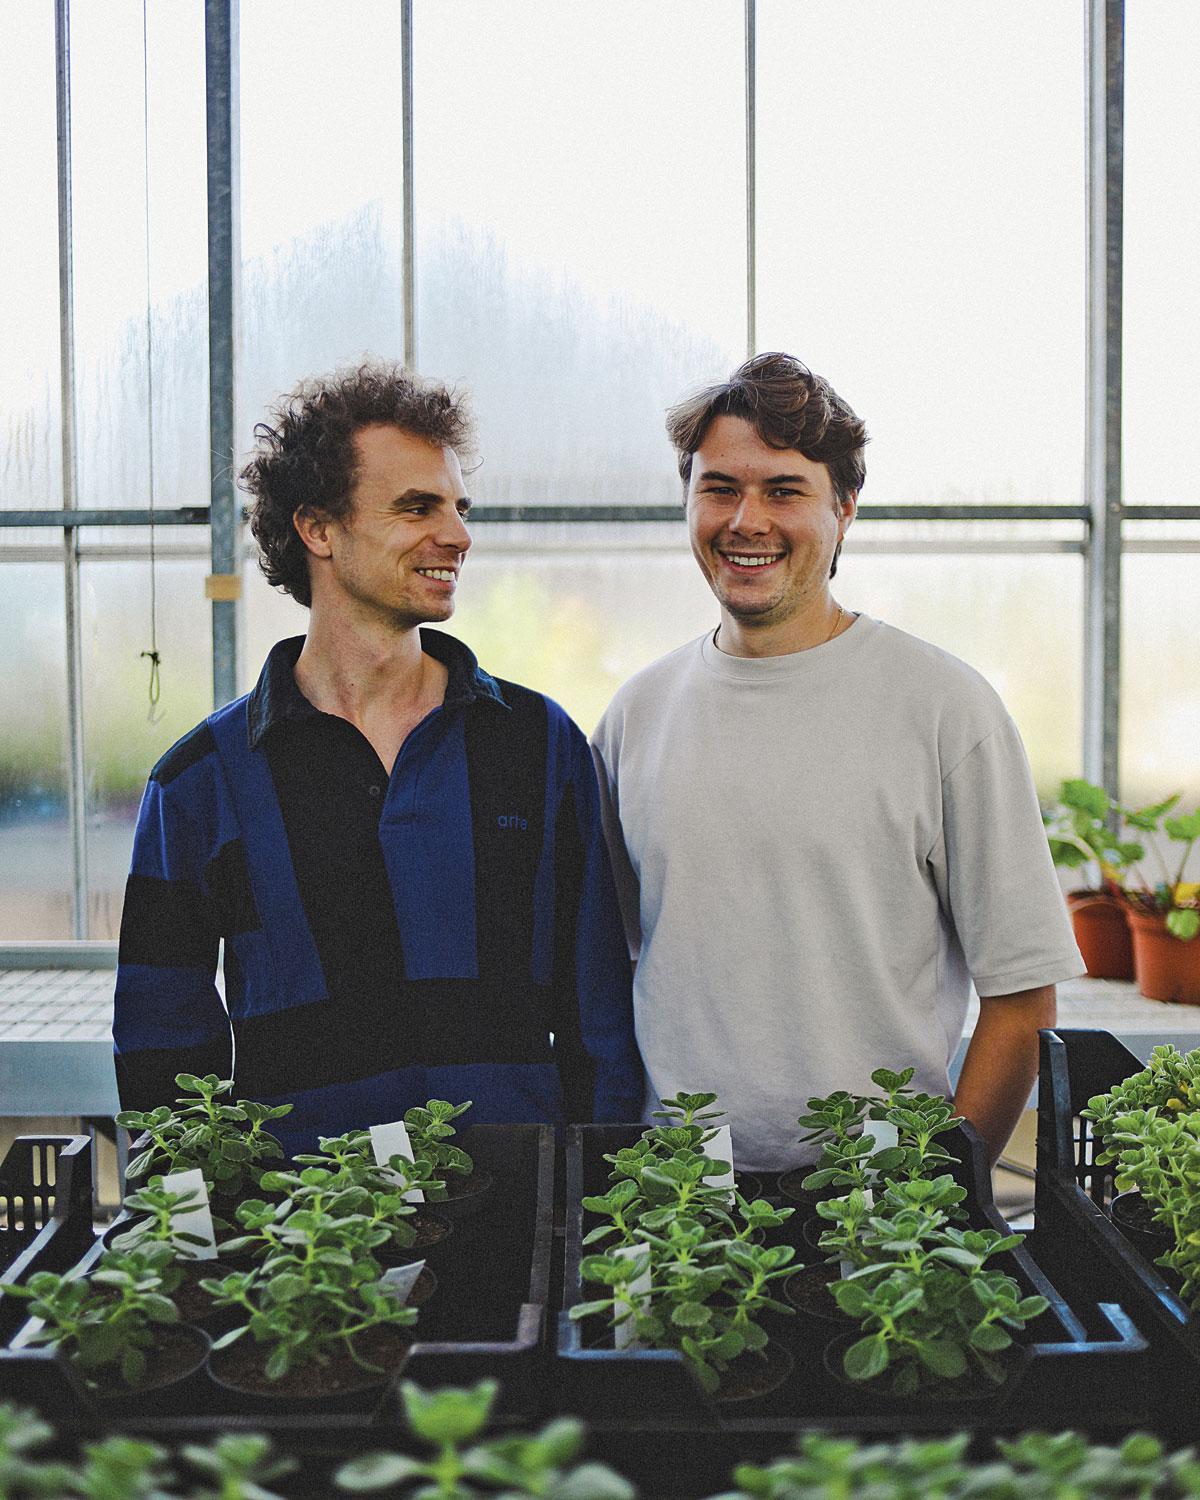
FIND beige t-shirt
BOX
[590,614,1083,1171]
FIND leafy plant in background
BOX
[798,1068,961,1198]
[116,1074,293,1198]
[336,1379,634,1499]
[1045,779,1200,939]
[403,1100,475,1196]
[0,1242,183,1387]
[1101,1109,1200,1309]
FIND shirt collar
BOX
[247,630,508,750]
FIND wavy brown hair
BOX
[240,361,474,607]
[666,353,867,577]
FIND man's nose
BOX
[730,493,771,534]
[441,509,472,553]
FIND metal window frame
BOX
[5,0,1199,951]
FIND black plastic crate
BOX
[557,1122,1148,1437]
[0,1122,553,1436]
[0,1136,94,1342]
[1030,1027,1200,1439]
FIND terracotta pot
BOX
[1067,890,1134,980]
[1128,908,1200,1004]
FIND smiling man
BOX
[113,362,641,1152]
[591,352,1082,1171]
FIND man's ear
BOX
[293,506,334,559]
[837,490,858,537]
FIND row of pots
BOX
[1067,891,1200,1002]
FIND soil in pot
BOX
[74,1323,211,1413]
[1110,1190,1175,1260]
[172,1259,236,1326]
[734,1172,765,1202]
[1128,908,1200,1004]
[376,1211,453,1266]
[423,1170,495,1222]
[783,1261,854,1324]
[208,1324,411,1409]
[712,1340,794,1405]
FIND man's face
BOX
[686,414,852,631]
[311,423,472,628]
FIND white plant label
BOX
[370,1121,425,1202]
[380,1259,426,1304]
[613,1243,652,1351]
[162,1168,218,1260]
[705,1124,737,1203]
[868,1118,900,1153]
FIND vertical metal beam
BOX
[744,0,757,359]
[205,0,241,708]
[401,0,416,369]
[1083,0,1123,797]
[55,0,87,938]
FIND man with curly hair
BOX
[113,362,641,1152]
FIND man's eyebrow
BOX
[696,469,812,486]
[391,489,471,507]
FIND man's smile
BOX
[717,550,786,571]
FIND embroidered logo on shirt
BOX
[497,813,528,830]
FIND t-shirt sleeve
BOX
[930,717,1084,995]
[589,728,642,962]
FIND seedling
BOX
[116,1074,292,1198]
[335,1379,634,1498]
[201,1190,417,1381]
[0,1242,183,1388]
[402,1100,475,1195]
[108,1176,214,1258]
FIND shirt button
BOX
[368,783,382,798]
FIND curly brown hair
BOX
[240,361,474,607]
[666,353,867,578]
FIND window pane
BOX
[0,8,61,512]
[757,0,1085,507]
[70,0,209,512]
[1124,3,1200,506]
[1121,539,1200,808]
[239,2,406,434]
[80,554,212,939]
[413,0,746,503]
[0,565,70,939]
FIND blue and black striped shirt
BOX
[113,631,642,1153]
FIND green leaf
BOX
[843,1333,889,1382]
[670,1301,712,1329]
[916,1339,967,1378]
[335,1452,425,1490]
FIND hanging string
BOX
[139,0,163,722]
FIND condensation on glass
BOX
[0,566,71,939]
[0,8,61,515]
[1123,1,1199,508]
[79,552,212,940]
[412,0,747,504]
[68,0,210,515]
[756,0,1085,509]
[238,1,406,437]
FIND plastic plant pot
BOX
[1128,908,1200,1004]
[1067,890,1134,979]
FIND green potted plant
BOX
[1043,778,1147,978]
[0,1242,209,1411]
[201,1186,418,1410]
[104,1176,235,1327]
[402,1100,494,1218]
[815,1177,1048,1401]
[1121,804,1200,1004]
[115,1074,293,1210]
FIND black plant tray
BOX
[0,1123,553,1437]
[0,1136,94,1343]
[556,1123,1150,1437]
[1029,1028,1200,1441]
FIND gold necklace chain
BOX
[714,603,844,654]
